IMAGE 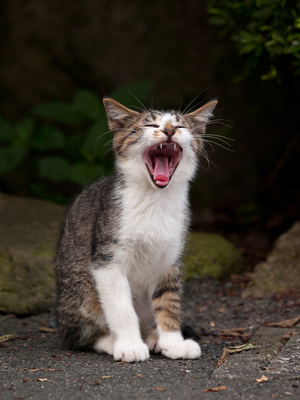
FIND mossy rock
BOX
[0,193,65,314]
[242,221,300,298]
[183,232,243,280]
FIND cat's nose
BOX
[163,128,175,138]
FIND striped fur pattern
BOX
[55,97,217,362]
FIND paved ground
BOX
[1,278,299,399]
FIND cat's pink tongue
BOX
[153,156,169,186]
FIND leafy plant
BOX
[0,81,152,203]
[207,0,300,80]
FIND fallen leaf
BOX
[203,386,227,392]
[216,348,230,368]
[266,316,300,328]
[0,334,19,343]
[216,343,256,367]
[37,378,52,382]
[218,327,250,336]
[225,343,257,354]
[38,327,55,333]
[46,368,63,372]
[280,331,295,343]
[136,374,144,378]
[256,375,268,383]
[101,376,111,379]
[153,387,165,391]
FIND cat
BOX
[55,97,217,362]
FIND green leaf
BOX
[0,146,26,174]
[28,182,70,204]
[31,125,65,150]
[261,65,278,80]
[37,156,70,182]
[32,102,87,124]
[13,118,35,148]
[64,133,84,161]
[73,90,105,120]
[69,162,104,185]
[0,118,14,143]
[83,119,112,161]
[110,80,153,110]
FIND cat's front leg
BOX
[152,266,201,360]
[92,266,149,362]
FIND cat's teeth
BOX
[160,144,163,149]
[174,144,177,151]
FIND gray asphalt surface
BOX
[1,278,299,399]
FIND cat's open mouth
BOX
[143,141,183,188]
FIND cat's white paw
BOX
[113,339,150,363]
[94,334,114,355]
[161,339,201,360]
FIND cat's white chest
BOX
[115,182,188,288]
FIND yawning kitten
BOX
[55,97,217,362]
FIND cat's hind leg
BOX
[94,334,114,355]
[152,266,201,360]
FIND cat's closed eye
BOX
[144,124,160,128]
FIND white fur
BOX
[94,334,114,355]
[92,112,200,362]
[157,329,201,359]
[91,266,150,362]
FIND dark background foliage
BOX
[0,0,299,259]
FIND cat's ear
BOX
[103,98,140,131]
[185,100,218,133]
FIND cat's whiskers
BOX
[197,143,220,171]
[181,88,212,114]
[206,119,233,129]
[94,127,137,148]
[131,106,149,113]
[94,129,113,144]
[96,126,144,148]
[201,137,234,152]
[202,133,234,147]
[124,88,151,116]
[190,120,234,152]
[199,147,211,167]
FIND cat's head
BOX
[103,98,217,189]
